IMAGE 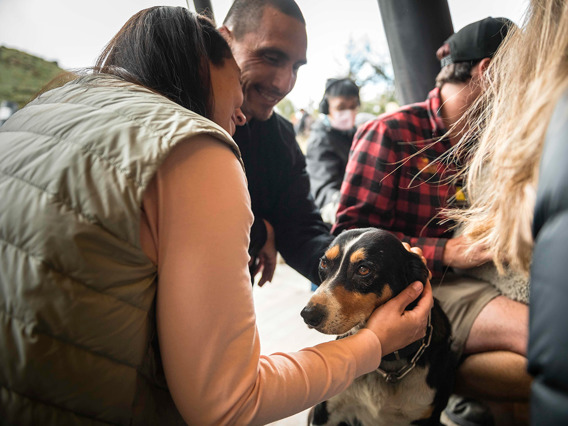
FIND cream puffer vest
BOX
[0,75,242,424]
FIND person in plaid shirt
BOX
[333,17,531,425]
[332,87,458,277]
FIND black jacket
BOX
[305,119,355,213]
[233,113,333,284]
[528,90,568,425]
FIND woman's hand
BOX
[365,279,433,356]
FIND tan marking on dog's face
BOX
[335,286,379,318]
[420,404,435,419]
[376,285,393,306]
[306,282,396,335]
[349,248,366,264]
[325,286,379,334]
[307,288,330,307]
[325,245,340,260]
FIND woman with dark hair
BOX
[0,6,432,425]
[94,6,233,119]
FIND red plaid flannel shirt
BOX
[332,88,461,277]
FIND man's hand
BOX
[251,219,277,286]
[442,235,492,270]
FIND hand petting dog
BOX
[365,278,433,358]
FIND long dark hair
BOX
[95,6,232,118]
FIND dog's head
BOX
[301,228,429,335]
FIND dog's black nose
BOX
[301,304,327,328]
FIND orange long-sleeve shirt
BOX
[139,135,382,425]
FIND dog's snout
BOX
[301,304,327,328]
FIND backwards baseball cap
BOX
[440,17,513,68]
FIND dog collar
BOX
[376,313,433,383]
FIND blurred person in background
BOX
[306,77,360,224]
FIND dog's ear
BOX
[404,251,429,287]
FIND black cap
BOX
[441,17,513,68]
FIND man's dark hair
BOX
[435,17,514,89]
[223,0,305,40]
[95,6,232,118]
[435,61,479,88]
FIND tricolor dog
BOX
[301,228,456,426]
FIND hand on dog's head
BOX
[302,228,429,334]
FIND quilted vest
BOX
[0,74,242,424]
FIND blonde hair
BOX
[448,0,568,274]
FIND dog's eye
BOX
[357,265,370,276]
[320,258,329,269]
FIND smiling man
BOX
[220,0,334,286]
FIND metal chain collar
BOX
[376,313,433,383]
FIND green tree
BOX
[344,36,392,87]
[342,36,397,115]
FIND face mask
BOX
[329,109,356,131]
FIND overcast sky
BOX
[0,0,529,108]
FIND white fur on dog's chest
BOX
[324,365,436,426]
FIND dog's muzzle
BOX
[300,303,327,328]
